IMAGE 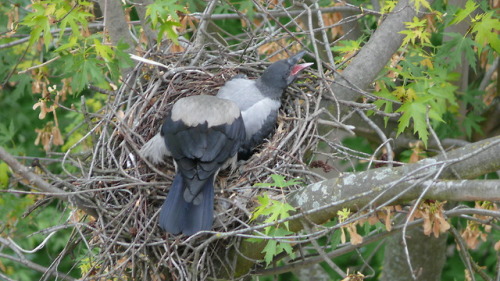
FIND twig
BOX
[479,57,499,91]
[0,238,77,281]
[356,109,394,167]
[448,226,483,281]
[0,146,97,217]
[189,6,382,20]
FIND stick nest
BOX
[78,8,346,281]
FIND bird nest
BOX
[77,8,351,281]
[82,50,325,279]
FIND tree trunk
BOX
[382,227,447,281]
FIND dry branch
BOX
[0,146,97,217]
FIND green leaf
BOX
[260,228,295,265]
[251,193,271,221]
[331,39,362,53]
[330,229,342,249]
[400,17,431,46]
[449,0,479,26]
[381,0,397,13]
[94,39,114,62]
[146,0,184,26]
[262,239,277,265]
[373,85,398,126]
[411,0,431,11]
[146,0,185,44]
[54,35,78,53]
[471,12,500,54]
[463,113,485,138]
[158,21,182,45]
[250,192,295,230]
[438,33,478,70]
[0,120,17,146]
[395,101,429,145]
[0,162,10,188]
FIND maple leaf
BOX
[449,0,479,26]
[411,0,431,11]
[396,101,429,146]
[472,12,500,54]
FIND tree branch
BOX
[190,6,382,21]
[0,238,76,281]
[0,146,97,217]
[332,0,423,101]
[288,135,500,230]
[231,135,500,278]
[96,0,136,53]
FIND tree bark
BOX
[226,135,500,278]
[96,0,136,78]
[133,0,156,47]
[332,0,422,101]
[382,226,448,281]
[96,0,136,52]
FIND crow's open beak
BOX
[291,62,314,76]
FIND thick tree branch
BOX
[133,0,156,47]
[96,0,136,53]
[0,146,97,217]
[231,135,500,278]
[288,135,500,230]
[332,0,423,101]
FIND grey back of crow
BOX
[141,95,245,235]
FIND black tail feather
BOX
[159,173,214,236]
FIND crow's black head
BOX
[259,51,313,91]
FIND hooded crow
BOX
[216,51,313,159]
[141,95,246,235]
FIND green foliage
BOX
[400,17,432,46]
[254,174,302,189]
[0,1,134,278]
[250,192,295,231]
[448,0,478,26]
[331,39,362,54]
[0,191,79,279]
[0,120,17,147]
[370,3,498,146]
[55,37,132,92]
[20,0,93,51]
[410,0,432,11]
[331,38,364,66]
[462,113,485,139]
[381,0,398,14]
[0,162,9,187]
[438,32,478,70]
[146,0,184,44]
[364,0,499,147]
[259,228,295,265]
[471,11,500,54]
[249,175,298,265]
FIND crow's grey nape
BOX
[216,51,312,160]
